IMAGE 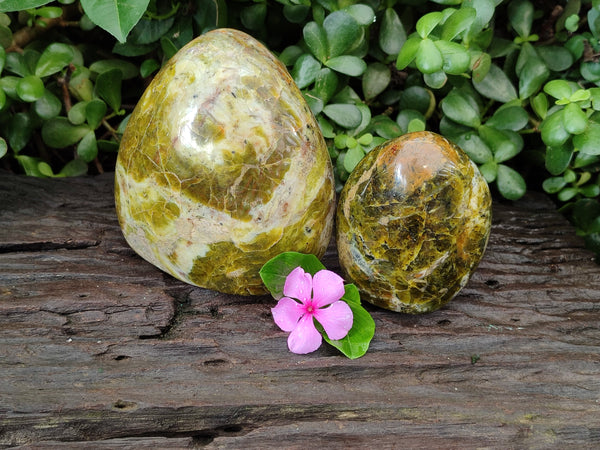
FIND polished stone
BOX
[336,131,492,313]
[115,29,335,295]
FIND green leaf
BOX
[325,55,366,76]
[542,176,568,194]
[34,89,62,119]
[259,252,326,300]
[80,0,150,43]
[399,86,433,116]
[369,115,403,139]
[279,45,303,67]
[127,16,175,45]
[441,7,476,41]
[574,122,600,155]
[77,130,98,162]
[35,43,74,78]
[322,284,375,360]
[5,112,33,152]
[563,103,588,135]
[303,21,327,63]
[572,199,600,234]
[479,125,521,162]
[518,56,550,99]
[379,8,406,55]
[323,10,361,58]
[362,62,390,100]
[396,35,421,70]
[423,70,447,89]
[441,90,480,128]
[303,91,323,116]
[16,75,44,102]
[396,109,426,134]
[95,68,122,112]
[58,158,88,177]
[0,137,7,158]
[314,68,338,104]
[68,101,88,125]
[292,53,321,89]
[416,11,444,39]
[470,51,491,83]
[545,144,573,175]
[473,64,518,102]
[435,40,471,75]
[86,99,107,129]
[580,61,600,82]
[537,46,574,72]
[508,0,534,38]
[344,4,375,26]
[0,45,5,75]
[89,59,139,80]
[463,0,495,37]
[240,3,266,30]
[541,109,570,148]
[416,38,443,74]
[496,164,526,200]
[455,132,493,164]
[284,4,310,24]
[140,59,160,78]
[486,106,529,131]
[531,92,548,119]
[41,117,91,148]
[479,160,498,183]
[323,103,362,129]
[15,155,46,177]
[544,79,573,101]
[0,0,53,12]
[343,145,365,173]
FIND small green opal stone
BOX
[115,28,335,295]
[336,131,492,313]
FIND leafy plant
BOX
[1,0,600,258]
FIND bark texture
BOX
[1,173,599,448]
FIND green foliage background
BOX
[1,0,600,256]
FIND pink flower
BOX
[271,267,353,354]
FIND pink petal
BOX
[313,301,353,340]
[283,267,312,303]
[311,270,345,308]
[287,314,322,354]
[271,297,304,332]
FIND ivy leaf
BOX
[496,164,526,200]
[80,0,150,43]
[322,284,375,360]
[379,7,406,55]
[259,252,326,300]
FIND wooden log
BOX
[1,172,599,448]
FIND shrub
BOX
[1,0,599,256]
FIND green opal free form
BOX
[115,29,335,295]
[336,131,492,313]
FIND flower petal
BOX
[313,301,353,340]
[271,297,304,332]
[287,314,322,354]
[283,266,312,303]
[312,269,345,308]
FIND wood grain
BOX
[1,173,599,449]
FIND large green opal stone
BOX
[336,131,492,313]
[115,28,335,295]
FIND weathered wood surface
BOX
[1,172,599,449]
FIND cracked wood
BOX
[1,172,599,448]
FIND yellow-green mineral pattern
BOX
[336,131,492,313]
[115,28,335,295]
